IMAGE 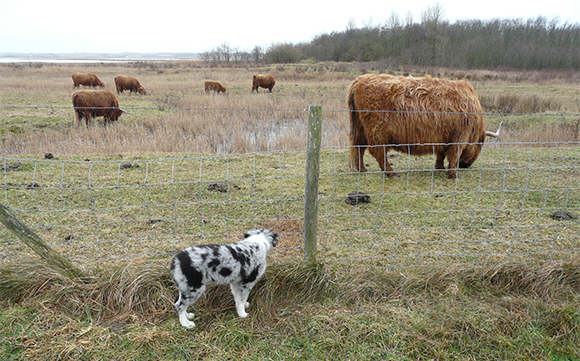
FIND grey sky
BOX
[1,0,578,53]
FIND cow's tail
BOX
[347,81,367,170]
[72,93,81,126]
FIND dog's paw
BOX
[236,306,248,318]
[186,312,195,320]
[245,302,250,310]
[179,313,196,328]
[180,320,196,328]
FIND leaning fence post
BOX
[304,104,322,265]
[0,201,85,280]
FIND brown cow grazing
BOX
[204,81,226,94]
[348,74,501,179]
[252,74,275,93]
[72,89,125,126]
[114,76,147,95]
[72,72,105,88]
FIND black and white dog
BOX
[170,228,279,328]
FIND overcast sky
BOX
[1,0,579,54]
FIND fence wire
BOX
[1,104,579,270]
[1,139,578,270]
[2,104,579,118]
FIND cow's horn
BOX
[486,121,502,138]
[121,108,128,114]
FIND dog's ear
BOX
[244,228,258,238]
[243,228,264,239]
[271,232,279,247]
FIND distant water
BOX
[0,57,134,64]
[0,54,198,63]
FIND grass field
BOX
[1,62,579,154]
[0,146,578,270]
[1,61,579,360]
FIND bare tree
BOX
[251,45,264,64]
[421,2,447,64]
[218,43,232,63]
[421,2,446,26]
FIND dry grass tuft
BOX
[345,261,580,304]
[479,93,562,114]
[0,262,174,325]
[0,259,336,327]
[2,259,578,328]
[198,262,337,328]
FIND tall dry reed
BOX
[1,62,578,156]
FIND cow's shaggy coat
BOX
[114,76,147,95]
[170,228,279,328]
[252,74,275,93]
[72,72,105,88]
[348,74,499,179]
[72,89,124,126]
[204,80,226,94]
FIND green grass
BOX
[1,62,579,360]
[1,145,578,269]
[1,261,579,360]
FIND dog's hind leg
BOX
[175,285,205,328]
[174,294,195,320]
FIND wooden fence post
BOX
[0,201,85,280]
[304,104,322,265]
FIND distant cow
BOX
[72,89,125,126]
[348,74,501,179]
[72,72,105,88]
[252,74,275,93]
[204,81,226,94]
[114,76,147,95]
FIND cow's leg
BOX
[369,146,398,178]
[445,143,465,179]
[74,111,81,127]
[435,152,446,170]
[350,145,367,172]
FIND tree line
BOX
[202,10,580,70]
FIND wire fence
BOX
[0,106,579,271]
[2,104,580,117]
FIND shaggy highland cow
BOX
[204,80,226,94]
[348,74,501,179]
[72,89,125,126]
[72,72,105,88]
[114,76,147,95]
[251,74,275,93]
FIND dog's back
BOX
[171,241,266,286]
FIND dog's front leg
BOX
[230,283,251,318]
